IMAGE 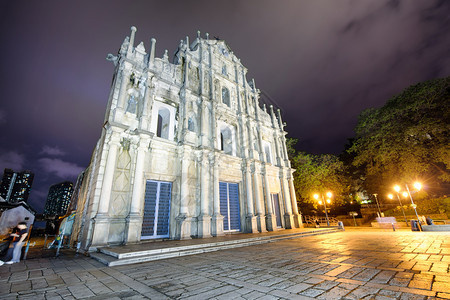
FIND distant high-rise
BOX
[44,181,74,216]
[0,168,34,203]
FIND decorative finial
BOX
[131,26,137,32]
[206,33,209,40]
[197,31,201,38]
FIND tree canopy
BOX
[288,138,349,214]
[349,76,450,196]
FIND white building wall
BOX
[73,27,302,251]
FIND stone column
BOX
[92,131,120,247]
[270,105,283,167]
[244,162,258,233]
[281,170,294,229]
[114,68,130,121]
[263,165,277,231]
[138,77,150,131]
[127,26,137,55]
[210,153,224,236]
[289,175,303,228]
[252,162,267,232]
[197,151,212,238]
[175,147,192,239]
[149,38,156,69]
[200,101,209,147]
[126,136,149,243]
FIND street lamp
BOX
[405,182,422,230]
[392,185,408,225]
[372,193,382,217]
[314,192,332,226]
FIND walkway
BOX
[0,228,449,299]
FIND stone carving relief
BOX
[110,149,131,217]
[222,87,230,107]
[214,80,220,101]
[188,64,200,93]
[126,73,147,115]
[203,72,209,96]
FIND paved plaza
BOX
[1,228,449,299]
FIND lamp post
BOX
[314,192,332,227]
[405,182,422,231]
[393,185,408,225]
[372,193,382,217]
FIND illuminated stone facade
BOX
[73,27,302,251]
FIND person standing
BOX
[3,222,28,264]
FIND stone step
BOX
[90,228,340,266]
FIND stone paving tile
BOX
[436,292,450,299]
[432,281,450,293]
[285,282,313,293]
[314,279,339,291]
[389,276,412,287]
[298,287,325,297]
[303,277,324,284]
[239,290,266,299]
[351,267,381,281]
[317,286,349,299]
[344,286,380,299]
[398,292,427,299]
[10,281,31,293]
[408,279,432,290]
[338,282,359,290]
[336,266,365,279]
[370,270,396,284]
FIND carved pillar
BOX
[244,161,258,233]
[115,68,130,121]
[92,131,120,246]
[280,169,294,229]
[270,105,283,167]
[263,165,277,231]
[210,153,224,236]
[252,162,267,232]
[126,136,149,243]
[175,147,192,239]
[200,101,209,147]
[139,77,152,131]
[149,38,156,69]
[127,26,137,55]
[289,174,303,228]
[197,151,212,238]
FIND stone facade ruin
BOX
[72,27,302,251]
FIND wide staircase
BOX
[90,227,341,266]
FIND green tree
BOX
[349,77,450,196]
[287,138,349,214]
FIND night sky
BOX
[1,1,449,213]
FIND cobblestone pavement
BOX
[1,229,449,299]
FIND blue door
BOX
[141,180,172,239]
[219,182,240,232]
[272,193,282,228]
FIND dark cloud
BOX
[37,158,84,179]
[0,0,448,212]
[0,151,25,172]
[40,146,66,157]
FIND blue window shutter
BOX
[272,194,282,228]
[142,181,158,237]
[228,183,240,230]
[219,182,229,231]
[156,182,171,236]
